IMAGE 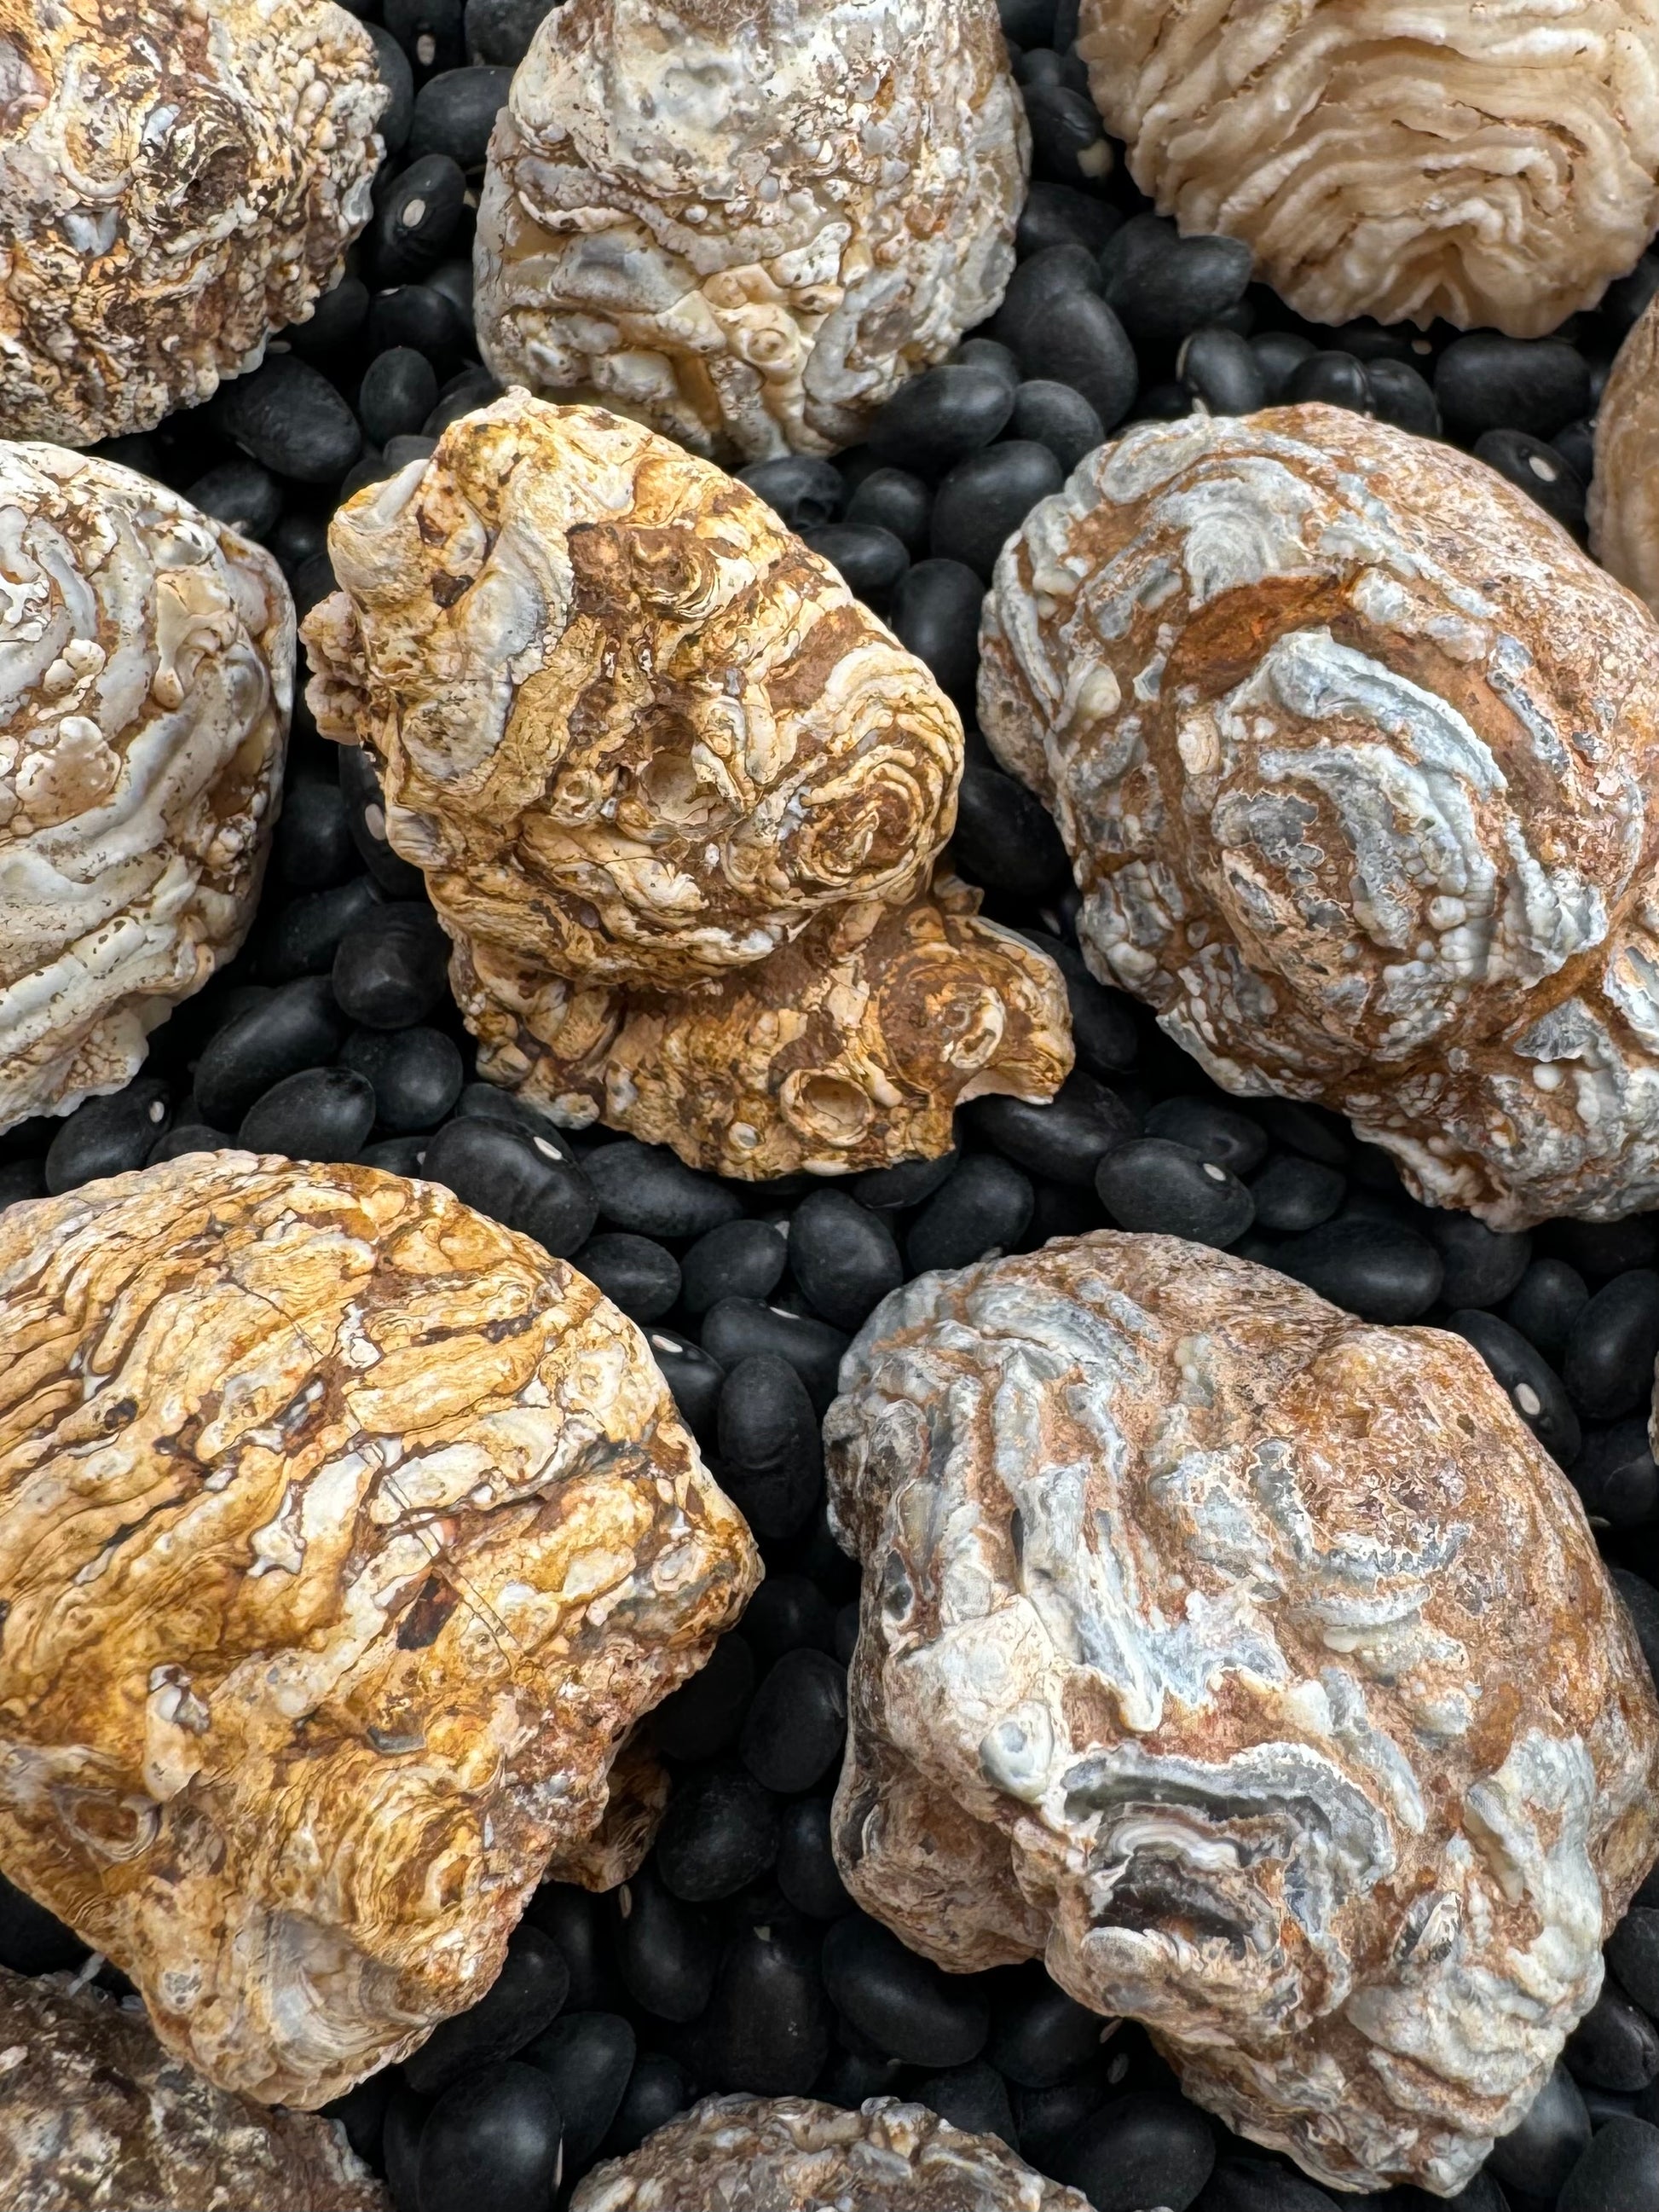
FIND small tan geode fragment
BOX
[471,0,1027,462]
[569,2094,1092,2212]
[0,0,386,444]
[1076,0,1659,338]
[1592,292,1659,616]
[980,403,1659,1230]
[824,1232,1659,2196]
[303,392,1071,1178]
[0,1151,760,2109]
[0,440,290,1136]
[0,1967,389,2212]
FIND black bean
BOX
[821,1914,990,2066]
[583,1138,743,1238]
[425,366,503,437]
[195,976,347,1126]
[642,1328,724,1443]
[914,2059,1019,2149]
[1198,2157,1341,2212]
[0,1867,86,1975]
[614,1865,720,2021]
[450,1081,581,1158]
[1483,2059,1590,2200]
[403,1923,570,2094]
[1014,2076,1110,2174]
[186,456,283,542]
[1572,1418,1659,1527]
[357,346,441,445]
[702,1300,848,1416]
[1559,2115,1659,2212]
[1016,179,1123,259]
[951,338,1023,391]
[43,1079,171,1194]
[373,152,468,285]
[952,761,1072,899]
[930,440,1065,580]
[993,243,1104,351]
[966,1070,1135,1187]
[819,2047,905,2107]
[1554,417,1598,485]
[1287,350,1373,414]
[1447,1309,1581,1468]
[1616,1568,1659,1693]
[841,467,932,557]
[887,558,987,708]
[1142,1096,1266,1178]
[274,780,356,893]
[367,281,471,368]
[1272,1217,1442,1323]
[1059,2092,1215,2212]
[339,448,395,501]
[573,1231,680,1323]
[851,1149,960,1213]
[384,0,466,72]
[651,1634,754,1765]
[360,1135,430,1175]
[270,511,329,577]
[1546,1217,1659,1278]
[332,901,450,1028]
[1566,1982,1659,2092]
[0,1158,46,1208]
[238,1067,376,1161]
[1416,1213,1530,1308]
[464,0,555,65]
[1474,426,1588,533]
[1611,1914,1659,2021]
[1246,1153,1343,1234]
[657,1765,779,1904]
[604,2051,688,2156]
[679,1218,787,1316]
[1503,1254,1597,1355]
[1000,0,1058,40]
[1251,330,1318,403]
[867,365,1017,475]
[1018,932,1139,1074]
[382,2081,429,2211]
[702,1919,834,2096]
[421,1117,598,1254]
[1022,81,1111,188]
[777,1797,854,1920]
[1367,356,1442,437]
[1095,1138,1253,1247]
[988,1970,1108,2088]
[1014,289,1138,433]
[740,1649,847,1795]
[1436,333,1592,438]
[801,523,910,606]
[291,550,341,622]
[408,63,512,167]
[367,22,415,152]
[786,1190,903,1331]
[737,455,844,530]
[1564,1270,1659,1419]
[525,2012,634,2168]
[743,1575,835,1670]
[386,433,438,471]
[415,2062,563,2212]
[1008,379,1105,473]
[263,877,384,982]
[319,2073,391,2169]
[340,1026,463,1132]
[213,353,362,484]
[1178,327,1266,415]
[1101,217,1252,347]
[338,744,426,895]
[907,1155,1035,1275]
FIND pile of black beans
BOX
[9,0,1659,2207]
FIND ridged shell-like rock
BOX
[1075,0,1659,338]
[979,404,1659,1230]
[0,1966,389,2212]
[471,0,1027,461]
[0,441,290,1137]
[1591,292,1659,616]
[569,2094,1092,2211]
[0,1151,760,2108]
[302,392,1071,1178]
[0,0,385,445]
[824,1232,1659,2197]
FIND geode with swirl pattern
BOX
[825,1232,1659,2196]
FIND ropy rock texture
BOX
[0,1151,760,2109]
[471,0,1027,462]
[1075,0,1659,339]
[0,440,290,1138]
[979,403,1659,1230]
[824,1232,1659,2197]
[1591,289,1659,617]
[302,392,1071,1178]
[0,0,385,445]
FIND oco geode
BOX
[0,1152,760,2108]
[0,0,386,445]
[471,0,1027,462]
[303,392,1071,1178]
[0,440,290,1136]
[824,1232,1659,2197]
[979,404,1659,1230]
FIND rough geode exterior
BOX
[1076,0,1659,339]
[0,0,385,446]
[0,441,290,1136]
[0,1152,760,2109]
[471,0,1028,462]
[824,1232,1659,2197]
[1591,290,1659,617]
[569,2093,1091,2211]
[0,1966,388,2212]
[302,392,1071,1178]
[979,404,1659,1230]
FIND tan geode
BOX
[471,0,1027,462]
[0,1151,760,2108]
[1076,0,1659,338]
[569,2094,1091,2212]
[0,0,385,445]
[0,1967,389,2212]
[980,403,1659,1230]
[303,392,1072,1178]
[824,1232,1659,2197]
[1592,291,1659,616]
[0,440,290,1137]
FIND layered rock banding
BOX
[303,391,1072,1178]
[1591,290,1659,616]
[1075,0,1659,339]
[471,0,1028,462]
[0,441,290,1136]
[0,1151,760,2107]
[824,1231,1659,2196]
[0,0,386,444]
[979,403,1659,1230]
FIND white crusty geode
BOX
[1076,0,1659,339]
[471,0,1028,461]
[0,0,385,445]
[824,1232,1659,2197]
[979,404,1659,1230]
[0,441,290,1136]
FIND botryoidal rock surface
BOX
[1076,0,1659,339]
[1592,290,1659,617]
[569,2093,1092,2211]
[0,1966,389,2212]
[471,0,1027,462]
[980,404,1659,1230]
[303,392,1071,1178]
[824,1233,1659,2197]
[0,1151,760,2108]
[0,0,385,445]
[0,441,290,1136]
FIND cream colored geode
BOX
[0,441,290,1136]
[302,393,1072,1178]
[0,1152,760,2108]
[1076,0,1659,338]
[979,403,1659,1230]
[1591,290,1659,617]
[824,1233,1659,2197]
[471,0,1028,461]
[0,0,385,444]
